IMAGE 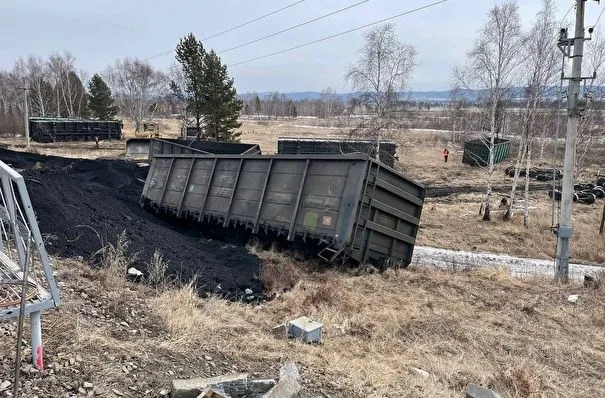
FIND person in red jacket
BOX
[442,148,449,163]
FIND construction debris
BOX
[287,317,323,344]
[262,363,301,398]
[171,374,248,398]
[249,379,276,395]
[409,367,431,378]
[197,386,231,398]
[171,363,305,398]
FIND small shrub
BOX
[94,230,138,285]
[248,244,303,293]
[147,249,169,288]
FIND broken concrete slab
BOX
[172,373,248,398]
[248,379,276,395]
[262,363,301,398]
[272,323,288,340]
[409,367,430,378]
[466,384,501,398]
[196,386,232,398]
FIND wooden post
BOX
[599,203,605,235]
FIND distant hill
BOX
[239,86,587,103]
[239,90,458,102]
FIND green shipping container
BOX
[462,138,511,166]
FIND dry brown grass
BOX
[419,193,605,264]
[150,265,605,397]
[247,244,305,293]
[0,138,126,159]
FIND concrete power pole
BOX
[555,0,594,282]
[22,88,30,147]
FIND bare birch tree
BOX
[105,58,167,131]
[576,29,605,177]
[14,56,53,117]
[504,0,558,225]
[455,0,522,221]
[346,23,416,163]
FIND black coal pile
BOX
[0,148,261,296]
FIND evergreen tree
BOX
[201,50,242,141]
[254,95,261,114]
[87,74,117,120]
[287,100,297,118]
[175,33,206,132]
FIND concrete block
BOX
[409,367,430,378]
[196,387,231,398]
[466,384,501,398]
[262,363,301,398]
[288,316,322,343]
[248,379,276,395]
[172,373,248,398]
[272,324,288,340]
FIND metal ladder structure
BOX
[350,162,379,252]
[0,160,60,375]
[318,161,380,264]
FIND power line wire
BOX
[219,0,370,54]
[145,0,306,61]
[560,2,575,26]
[202,0,306,41]
[590,4,605,28]
[228,0,448,67]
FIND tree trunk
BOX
[522,95,539,227]
[504,138,527,221]
[523,140,533,227]
[505,95,534,221]
[538,128,546,165]
[483,98,498,221]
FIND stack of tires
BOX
[549,178,605,205]
[505,166,562,181]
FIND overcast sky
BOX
[1,0,603,93]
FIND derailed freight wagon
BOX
[125,138,261,159]
[141,154,425,267]
[277,137,398,167]
[29,117,122,142]
[462,138,511,166]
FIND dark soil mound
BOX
[0,148,261,296]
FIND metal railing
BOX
[0,160,60,395]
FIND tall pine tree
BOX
[175,33,206,132]
[87,74,117,120]
[201,50,242,141]
[175,33,242,141]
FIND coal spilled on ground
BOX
[0,148,261,297]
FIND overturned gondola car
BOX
[141,153,425,267]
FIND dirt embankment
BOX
[0,148,261,296]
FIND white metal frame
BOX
[0,160,60,369]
